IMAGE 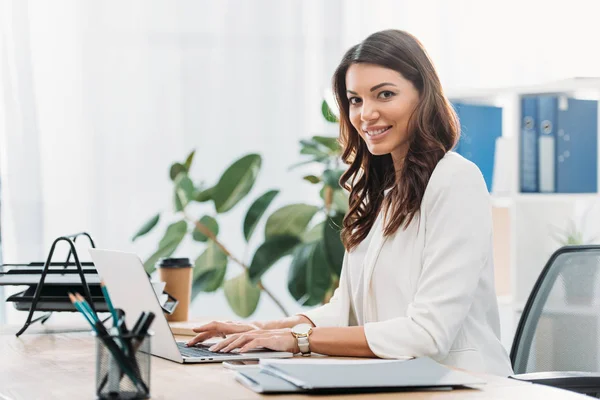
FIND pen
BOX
[130,312,146,334]
[136,312,155,338]
[132,312,155,353]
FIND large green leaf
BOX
[332,189,349,213]
[131,213,160,242]
[300,145,329,159]
[306,241,333,305]
[224,272,261,318]
[321,100,339,123]
[248,235,300,283]
[323,213,345,277]
[322,169,344,189]
[212,154,262,213]
[174,174,195,211]
[169,162,187,181]
[192,215,219,242]
[159,220,188,247]
[195,186,214,203]
[302,221,324,243]
[143,220,187,273]
[287,243,313,303]
[192,241,228,296]
[287,241,331,306]
[243,190,279,242]
[184,150,196,171]
[312,136,340,153]
[300,139,329,152]
[265,204,319,240]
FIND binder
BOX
[520,96,538,192]
[537,96,558,193]
[235,358,485,394]
[453,102,502,192]
[556,98,598,193]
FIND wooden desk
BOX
[0,322,588,399]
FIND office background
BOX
[2,0,600,351]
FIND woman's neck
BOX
[391,145,408,175]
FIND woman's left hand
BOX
[208,328,300,354]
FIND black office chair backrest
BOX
[511,245,600,374]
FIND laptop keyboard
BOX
[176,342,241,358]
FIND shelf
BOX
[491,196,513,208]
[491,193,598,207]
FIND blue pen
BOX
[100,281,119,329]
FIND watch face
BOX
[292,323,312,335]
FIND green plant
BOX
[551,205,599,246]
[132,151,289,318]
[279,100,348,306]
[132,99,347,317]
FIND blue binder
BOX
[556,98,598,193]
[537,96,558,193]
[520,96,538,192]
[453,103,502,192]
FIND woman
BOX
[187,29,513,376]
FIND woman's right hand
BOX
[185,320,264,347]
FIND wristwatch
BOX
[291,323,313,356]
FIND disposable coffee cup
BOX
[158,257,192,322]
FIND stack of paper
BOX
[233,357,486,394]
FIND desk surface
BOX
[0,322,588,400]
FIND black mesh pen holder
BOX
[95,332,152,400]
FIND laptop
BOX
[89,248,294,363]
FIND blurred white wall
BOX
[343,0,600,90]
[2,0,600,324]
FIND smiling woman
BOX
[188,29,514,377]
[346,69,418,156]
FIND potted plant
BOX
[552,210,599,305]
[132,98,348,317]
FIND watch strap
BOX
[297,335,310,355]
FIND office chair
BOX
[510,245,600,397]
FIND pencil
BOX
[75,293,99,323]
[100,281,120,330]
[68,293,96,328]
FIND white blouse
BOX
[302,152,514,376]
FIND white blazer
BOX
[302,152,514,376]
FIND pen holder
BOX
[95,332,152,400]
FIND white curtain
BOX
[0,0,345,324]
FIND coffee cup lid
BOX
[158,257,192,268]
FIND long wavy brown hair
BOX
[335,30,460,251]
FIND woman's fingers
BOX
[192,321,255,335]
[239,338,264,353]
[218,334,254,353]
[209,333,242,352]
[186,331,218,346]
[192,321,223,333]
